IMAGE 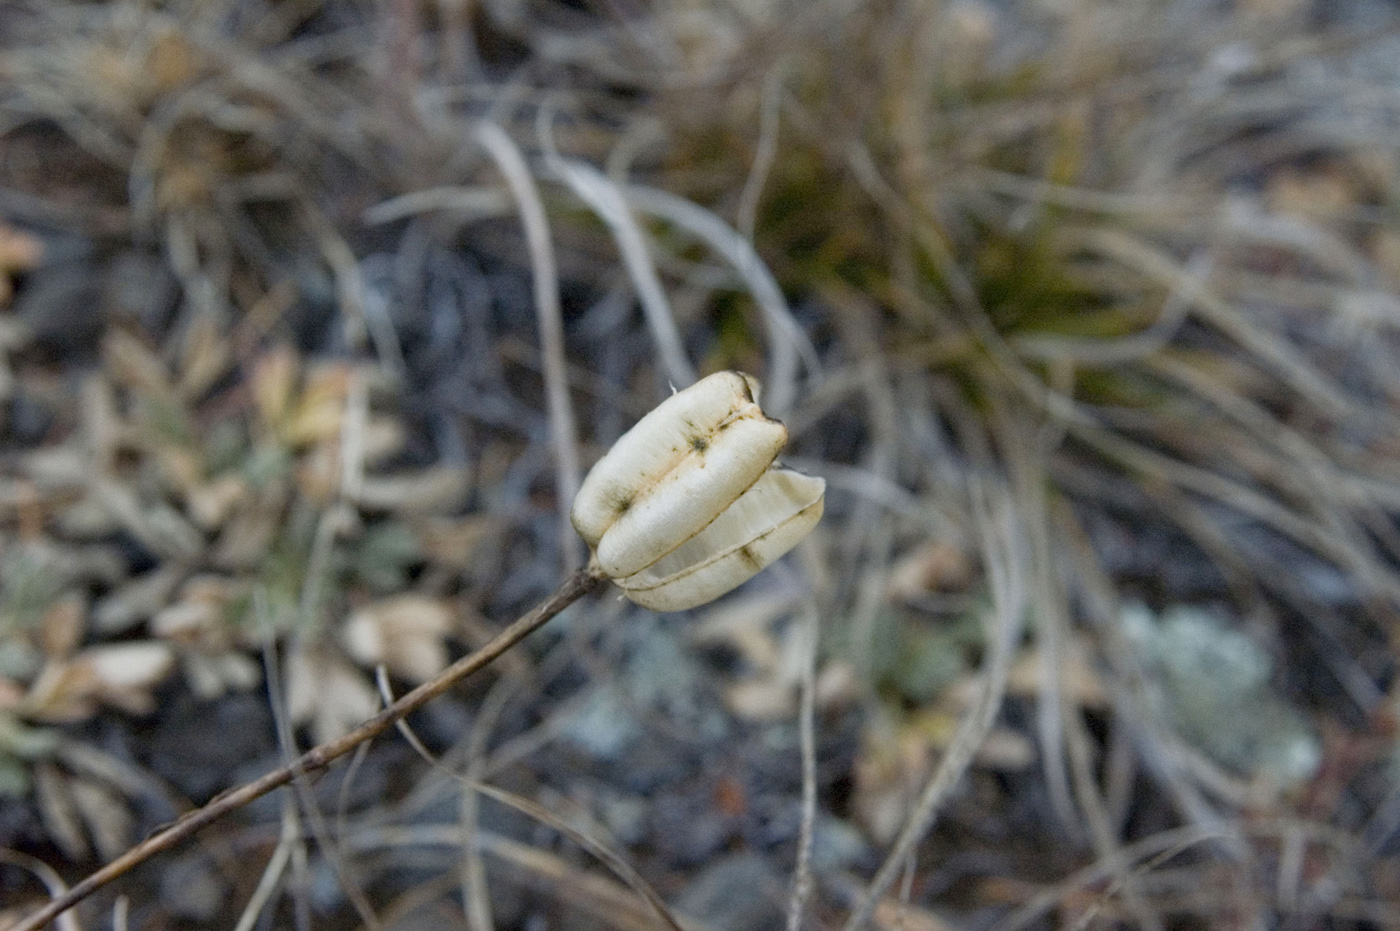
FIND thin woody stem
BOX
[16,567,607,931]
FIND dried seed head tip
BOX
[572,371,823,610]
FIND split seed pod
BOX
[572,371,824,611]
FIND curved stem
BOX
[16,568,607,931]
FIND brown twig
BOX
[15,567,607,931]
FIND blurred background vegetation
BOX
[2,0,1399,928]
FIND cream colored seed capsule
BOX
[616,468,825,611]
[571,371,766,548]
[572,370,825,611]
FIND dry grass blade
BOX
[843,482,1028,931]
[348,825,718,931]
[373,670,689,931]
[990,825,1230,931]
[539,113,697,391]
[736,59,788,244]
[261,613,382,931]
[785,599,819,931]
[459,669,527,931]
[0,850,82,931]
[622,184,819,418]
[371,663,514,931]
[362,186,512,226]
[230,795,300,931]
[1002,422,1075,832]
[472,783,689,931]
[1004,419,1162,930]
[1079,227,1361,421]
[475,120,583,573]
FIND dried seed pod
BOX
[616,468,825,610]
[572,371,824,610]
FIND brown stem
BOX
[16,567,607,931]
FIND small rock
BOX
[810,816,870,873]
[647,791,731,866]
[102,251,178,335]
[148,692,274,800]
[15,259,102,356]
[674,852,784,931]
[159,853,225,921]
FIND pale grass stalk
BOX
[622,183,819,418]
[260,601,383,931]
[347,825,716,931]
[0,851,81,931]
[537,116,697,390]
[604,115,666,181]
[436,0,478,81]
[230,795,299,931]
[473,783,687,931]
[305,205,396,376]
[737,59,788,244]
[1063,684,1164,931]
[1079,227,1357,419]
[785,600,819,931]
[1103,722,1137,833]
[52,739,181,815]
[9,78,129,166]
[290,808,312,931]
[369,663,495,931]
[824,294,903,682]
[896,852,916,915]
[1068,839,1224,931]
[461,674,520,931]
[474,120,583,573]
[1035,596,1080,827]
[472,600,626,784]
[385,600,615,816]
[783,458,946,535]
[1001,420,1075,833]
[1277,825,1306,911]
[161,214,231,342]
[991,825,1227,931]
[797,367,900,684]
[1221,201,1373,284]
[225,52,383,164]
[1053,502,1253,860]
[1071,422,1400,605]
[846,517,894,688]
[363,874,462,931]
[1144,352,1382,516]
[373,674,688,931]
[361,186,512,226]
[842,482,1027,931]
[970,167,1192,216]
[340,370,369,501]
